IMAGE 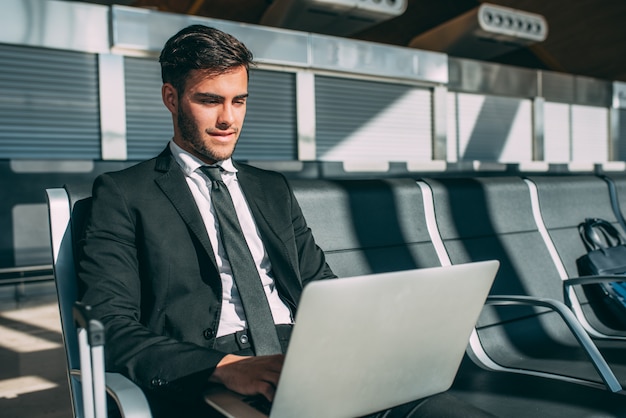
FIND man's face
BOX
[165,66,248,164]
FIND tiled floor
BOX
[0,293,73,418]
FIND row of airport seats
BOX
[48,173,626,417]
[290,173,626,417]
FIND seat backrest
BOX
[290,178,441,277]
[598,173,626,236]
[527,175,620,278]
[46,184,93,417]
[527,175,626,335]
[421,176,565,326]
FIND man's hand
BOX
[209,354,285,401]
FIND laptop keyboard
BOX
[242,395,273,415]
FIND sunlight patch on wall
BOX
[320,89,432,161]
[453,93,532,162]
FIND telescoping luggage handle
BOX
[74,302,107,418]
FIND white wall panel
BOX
[618,109,626,160]
[452,93,532,162]
[571,105,609,162]
[446,92,458,162]
[544,102,571,163]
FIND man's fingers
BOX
[257,380,277,402]
[211,353,285,400]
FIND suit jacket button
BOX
[203,328,214,339]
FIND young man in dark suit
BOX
[79,24,494,417]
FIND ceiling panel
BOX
[79,0,626,82]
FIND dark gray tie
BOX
[200,166,282,355]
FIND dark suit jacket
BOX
[78,146,335,399]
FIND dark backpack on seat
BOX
[577,218,626,324]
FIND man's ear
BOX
[162,83,178,114]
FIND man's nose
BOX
[217,104,235,128]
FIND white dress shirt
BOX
[169,141,293,337]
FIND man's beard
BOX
[177,107,239,163]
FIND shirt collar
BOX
[169,140,238,176]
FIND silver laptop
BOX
[205,260,499,418]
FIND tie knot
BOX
[200,166,223,182]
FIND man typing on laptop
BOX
[78,24,495,418]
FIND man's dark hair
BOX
[159,24,254,94]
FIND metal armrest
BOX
[105,372,152,418]
[564,275,626,287]
[467,294,622,392]
[562,275,626,341]
[70,370,152,418]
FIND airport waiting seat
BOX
[602,173,626,235]
[449,355,626,417]
[420,176,624,392]
[46,185,151,418]
[290,178,442,277]
[526,175,626,340]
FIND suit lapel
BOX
[151,152,301,307]
[153,148,219,270]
